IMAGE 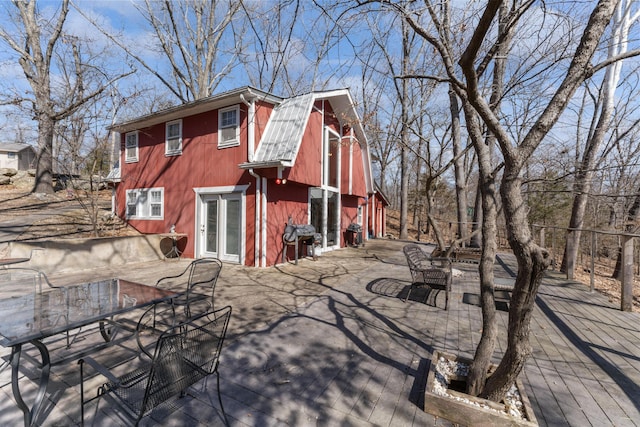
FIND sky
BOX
[2,0,640,193]
[0,0,380,143]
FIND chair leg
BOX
[216,372,230,426]
[79,360,85,427]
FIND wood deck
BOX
[0,240,638,426]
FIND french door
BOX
[199,193,242,263]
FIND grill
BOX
[346,223,363,247]
[282,223,320,265]
[283,224,316,243]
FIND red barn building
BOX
[108,87,382,266]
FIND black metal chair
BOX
[79,306,232,426]
[135,258,223,357]
[156,258,223,317]
[403,244,452,309]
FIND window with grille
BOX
[166,120,182,155]
[126,188,164,219]
[125,131,138,163]
[218,106,239,148]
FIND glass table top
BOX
[0,278,177,347]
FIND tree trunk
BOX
[613,185,640,278]
[399,22,410,240]
[34,115,55,194]
[561,0,634,276]
[450,88,468,244]
[466,106,499,396]
[471,185,483,248]
[480,169,551,401]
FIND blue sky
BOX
[0,0,383,141]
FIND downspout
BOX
[362,193,375,243]
[261,177,267,267]
[243,91,261,266]
[249,169,261,267]
[110,130,118,216]
[240,91,256,162]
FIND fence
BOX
[532,224,638,312]
[418,218,637,312]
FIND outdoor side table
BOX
[159,233,187,259]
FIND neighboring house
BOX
[108,86,383,267]
[0,142,36,170]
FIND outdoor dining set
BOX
[0,258,230,427]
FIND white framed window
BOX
[218,105,240,148]
[165,120,182,155]
[125,131,138,163]
[125,188,164,219]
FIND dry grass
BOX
[572,260,640,310]
[0,188,139,240]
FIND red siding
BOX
[341,195,360,245]
[266,182,309,265]
[288,105,323,186]
[254,100,273,155]
[367,192,387,238]
[117,106,256,259]
[115,91,372,266]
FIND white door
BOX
[199,193,242,263]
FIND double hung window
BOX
[126,188,164,219]
[218,106,239,148]
[125,131,138,163]
[166,120,182,155]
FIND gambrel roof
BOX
[250,92,315,166]
[239,88,373,194]
[242,89,369,165]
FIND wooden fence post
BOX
[621,234,634,312]
[590,231,595,293]
[566,229,574,280]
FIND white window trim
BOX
[125,131,139,163]
[165,119,183,156]
[125,187,164,220]
[218,105,240,148]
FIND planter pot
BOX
[424,350,538,426]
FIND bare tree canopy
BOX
[0,0,131,193]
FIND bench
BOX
[403,244,452,310]
[432,246,482,264]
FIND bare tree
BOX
[77,0,241,103]
[561,0,640,278]
[237,1,361,96]
[394,0,625,402]
[0,0,131,194]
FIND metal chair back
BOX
[81,306,232,426]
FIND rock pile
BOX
[0,168,35,189]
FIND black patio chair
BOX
[134,258,223,357]
[79,306,232,426]
[156,258,223,317]
[403,244,452,309]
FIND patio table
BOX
[0,278,178,427]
